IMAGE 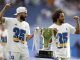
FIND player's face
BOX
[58,13,65,23]
[20,12,27,21]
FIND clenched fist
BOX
[5,3,11,9]
[73,16,79,20]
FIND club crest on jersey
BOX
[66,28,68,30]
[15,24,17,26]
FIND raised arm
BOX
[0,3,10,22]
[73,16,80,34]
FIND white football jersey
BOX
[49,23,76,58]
[4,17,30,50]
[0,29,8,43]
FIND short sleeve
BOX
[3,17,16,28]
[25,22,30,35]
[49,24,53,28]
[66,23,76,34]
[4,17,12,23]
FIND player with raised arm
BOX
[0,22,9,60]
[49,9,79,60]
[0,3,33,60]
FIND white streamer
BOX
[32,27,41,53]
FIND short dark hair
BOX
[52,9,64,23]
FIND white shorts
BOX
[55,48,70,58]
[50,43,70,58]
[10,42,29,60]
[0,44,3,58]
[3,44,10,60]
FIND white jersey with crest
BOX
[4,17,30,52]
[0,29,8,43]
[49,23,76,58]
[0,29,9,60]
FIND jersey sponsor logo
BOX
[13,27,26,41]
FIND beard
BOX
[20,15,26,21]
[59,19,64,24]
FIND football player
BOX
[49,9,79,60]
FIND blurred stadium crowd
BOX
[0,0,80,11]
